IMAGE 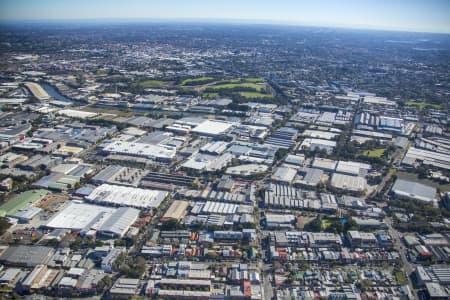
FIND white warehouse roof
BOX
[98,207,140,238]
[391,179,436,203]
[103,141,176,161]
[86,184,168,209]
[191,120,234,136]
[330,173,366,192]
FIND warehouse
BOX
[284,154,305,166]
[102,141,176,162]
[335,161,371,177]
[402,147,450,170]
[302,130,338,140]
[295,168,323,187]
[191,120,234,137]
[85,184,168,209]
[45,202,115,231]
[391,179,436,203]
[271,167,297,184]
[330,173,366,193]
[0,245,54,267]
[140,171,197,188]
[182,153,234,172]
[201,201,239,215]
[347,231,378,248]
[97,207,140,238]
[264,127,298,149]
[229,146,277,165]
[162,200,189,222]
[265,213,296,229]
[200,141,230,155]
[58,109,98,119]
[0,124,32,143]
[300,138,336,154]
[214,231,243,240]
[45,202,138,238]
[91,165,147,187]
[311,158,337,172]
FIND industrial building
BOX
[21,264,59,292]
[227,141,277,164]
[264,184,338,212]
[295,168,323,187]
[271,167,297,184]
[302,129,338,140]
[201,201,239,215]
[264,127,298,149]
[402,147,450,171]
[45,202,138,238]
[140,171,197,188]
[300,138,336,154]
[200,141,230,155]
[391,179,437,203]
[312,158,338,172]
[91,165,147,187]
[347,231,378,248]
[416,266,450,286]
[182,152,234,172]
[103,141,176,162]
[161,200,189,222]
[191,119,234,137]
[265,213,296,229]
[330,173,366,193]
[85,184,168,209]
[0,245,54,267]
[335,161,371,177]
[97,207,140,238]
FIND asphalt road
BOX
[385,217,418,299]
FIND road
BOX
[385,217,417,299]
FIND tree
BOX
[304,217,322,232]
[97,275,113,293]
[0,217,11,236]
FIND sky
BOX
[1,0,449,33]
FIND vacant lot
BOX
[362,148,386,158]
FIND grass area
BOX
[389,168,398,175]
[405,101,442,110]
[362,148,386,158]
[322,219,332,230]
[395,271,408,285]
[0,189,48,216]
[210,82,265,92]
[95,69,108,76]
[202,92,219,98]
[240,91,274,99]
[225,77,265,83]
[181,77,215,86]
[242,77,265,83]
[134,80,169,88]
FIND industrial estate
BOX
[0,19,448,300]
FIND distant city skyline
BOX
[1,0,450,34]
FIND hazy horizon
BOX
[1,0,449,34]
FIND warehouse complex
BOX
[85,184,168,209]
[103,141,176,162]
[45,202,139,238]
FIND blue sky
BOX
[1,0,449,33]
